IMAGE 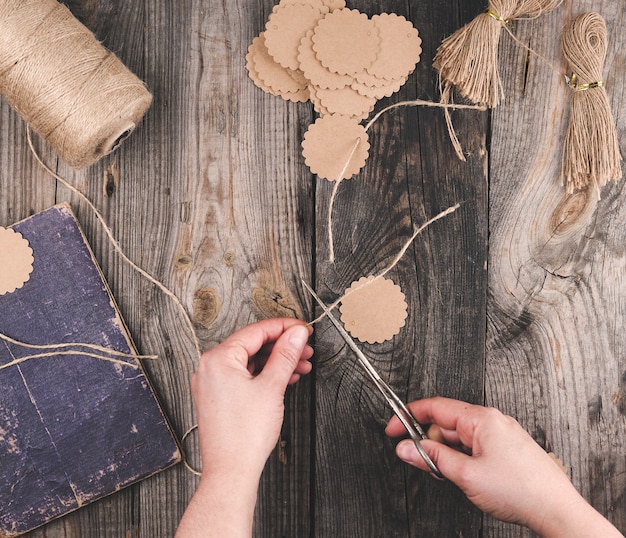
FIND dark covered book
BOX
[0,204,180,537]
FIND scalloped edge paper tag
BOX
[0,227,34,295]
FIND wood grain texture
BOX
[0,0,624,536]
[313,1,487,536]
[486,1,626,536]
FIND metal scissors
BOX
[302,280,443,479]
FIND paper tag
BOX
[340,276,408,344]
[0,227,34,295]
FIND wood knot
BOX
[549,190,594,238]
[223,250,236,267]
[612,371,626,417]
[252,287,299,319]
[175,254,193,273]
[193,287,221,328]
[104,160,119,197]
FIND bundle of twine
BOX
[433,0,562,108]
[561,12,622,194]
[0,0,152,168]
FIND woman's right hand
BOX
[385,397,623,537]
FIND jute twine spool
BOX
[561,12,622,194]
[433,0,562,108]
[0,0,152,168]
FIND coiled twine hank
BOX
[433,0,562,108]
[0,0,152,168]
[561,12,622,194]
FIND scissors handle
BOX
[371,375,443,479]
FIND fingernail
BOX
[396,441,417,462]
[288,325,309,348]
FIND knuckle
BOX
[455,459,476,488]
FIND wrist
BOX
[198,467,261,513]
[531,493,623,538]
[176,470,261,538]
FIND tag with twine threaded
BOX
[0,0,152,168]
[561,12,622,195]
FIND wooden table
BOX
[1,0,625,536]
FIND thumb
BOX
[260,324,310,388]
[396,439,471,482]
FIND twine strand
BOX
[26,129,202,363]
[0,330,157,358]
[180,425,203,476]
[499,22,562,76]
[0,330,157,371]
[312,203,460,325]
[0,351,151,372]
[327,100,485,263]
[327,137,362,264]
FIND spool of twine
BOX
[433,0,562,108]
[561,12,622,195]
[0,0,152,168]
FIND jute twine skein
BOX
[561,12,622,195]
[0,0,152,168]
[433,0,562,108]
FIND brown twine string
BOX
[561,12,622,196]
[26,128,203,363]
[0,330,157,371]
[311,203,460,325]
[0,350,150,371]
[433,0,563,109]
[180,425,203,476]
[327,100,485,263]
[0,0,152,168]
[327,137,363,264]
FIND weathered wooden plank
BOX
[1,1,182,536]
[487,1,626,536]
[2,0,314,536]
[313,1,487,536]
[178,2,316,536]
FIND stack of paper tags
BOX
[246,1,422,181]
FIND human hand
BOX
[192,318,313,481]
[385,397,623,537]
[176,318,313,538]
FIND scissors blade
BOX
[302,279,444,478]
[301,280,375,373]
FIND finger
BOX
[288,355,315,384]
[386,397,483,438]
[288,357,313,384]
[426,424,445,443]
[207,318,311,369]
[249,339,314,377]
[258,324,311,388]
[294,355,313,374]
[396,439,472,481]
[428,425,464,447]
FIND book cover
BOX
[0,203,181,537]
